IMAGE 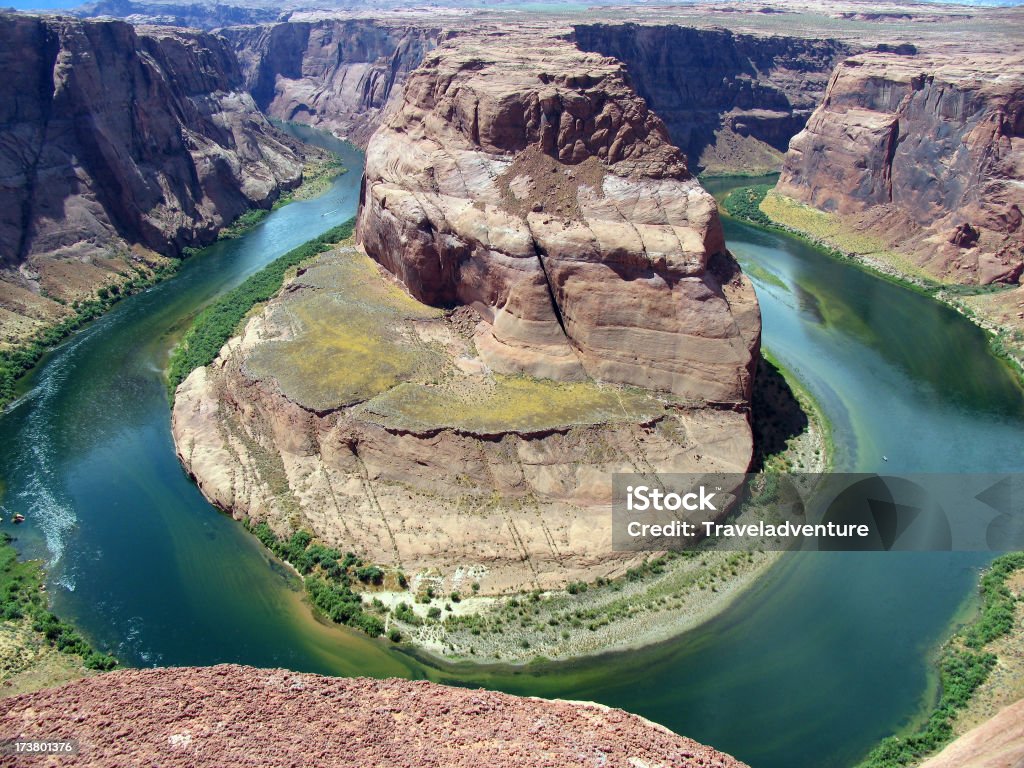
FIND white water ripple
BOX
[10,332,92,569]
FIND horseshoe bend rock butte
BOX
[173,33,760,595]
[357,33,760,402]
[0,665,750,768]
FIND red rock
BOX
[777,50,1024,285]
[0,666,750,768]
[357,32,760,403]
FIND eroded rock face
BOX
[0,665,750,768]
[777,51,1024,285]
[0,14,305,343]
[223,19,441,146]
[572,23,850,174]
[357,34,760,404]
[172,244,755,594]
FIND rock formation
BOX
[572,23,849,174]
[776,50,1024,285]
[223,19,441,146]
[0,665,750,768]
[173,32,759,597]
[357,33,759,402]
[0,14,305,346]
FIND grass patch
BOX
[856,552,1024,768]
[721,184,775,227]
[0,534,117,672]
[244,248,443,411]
[360,375,663,434]
[167,219,356,395]
[217,209,271,241]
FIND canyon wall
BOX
[776,51,1024,285]
[572,23,849,174]
[223,19,846,173]
[0,14,305,345]
[222,19,441,146]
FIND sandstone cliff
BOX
[0,665,750,768]
[572,23,849,175]
[357,34,759,403]
[173,32,759,598]
[0,14,305,347]
[776,50,1024,286]
[223,19,441,146]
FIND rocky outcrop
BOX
[919,697,1024,768]
[172,242,755,595]
[776,50,1024,285]
[222,19,441,146]
[0,14,306,345]
[0,665,750,768]
[572,23,850,174]
[357,33,759,403]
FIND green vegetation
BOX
[0,534,117,671]
[856,553,1024,768]
[241,244,442,411]
[244,520,392,638]
[722,184,935,296]
[167,219,356,394]
[724,183,1024,385]
[0,262,179,410]
[360,376,664,434]
[721,184,775,227]
[217,209,270,241]
[274,159,347,208]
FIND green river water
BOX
[2,128,1023,768]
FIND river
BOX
[2,128,1022,768]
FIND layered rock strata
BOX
[0,14,306,346]
[223,19,441,146]
[174,33,760,595]
[357,34,760,403]
[572,23,850,174]
[776,50,1024,285]
[0,665,751,768]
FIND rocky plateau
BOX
[0,665,750,768]
[776,49,1024,286]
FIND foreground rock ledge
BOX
[0,665,749,768]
